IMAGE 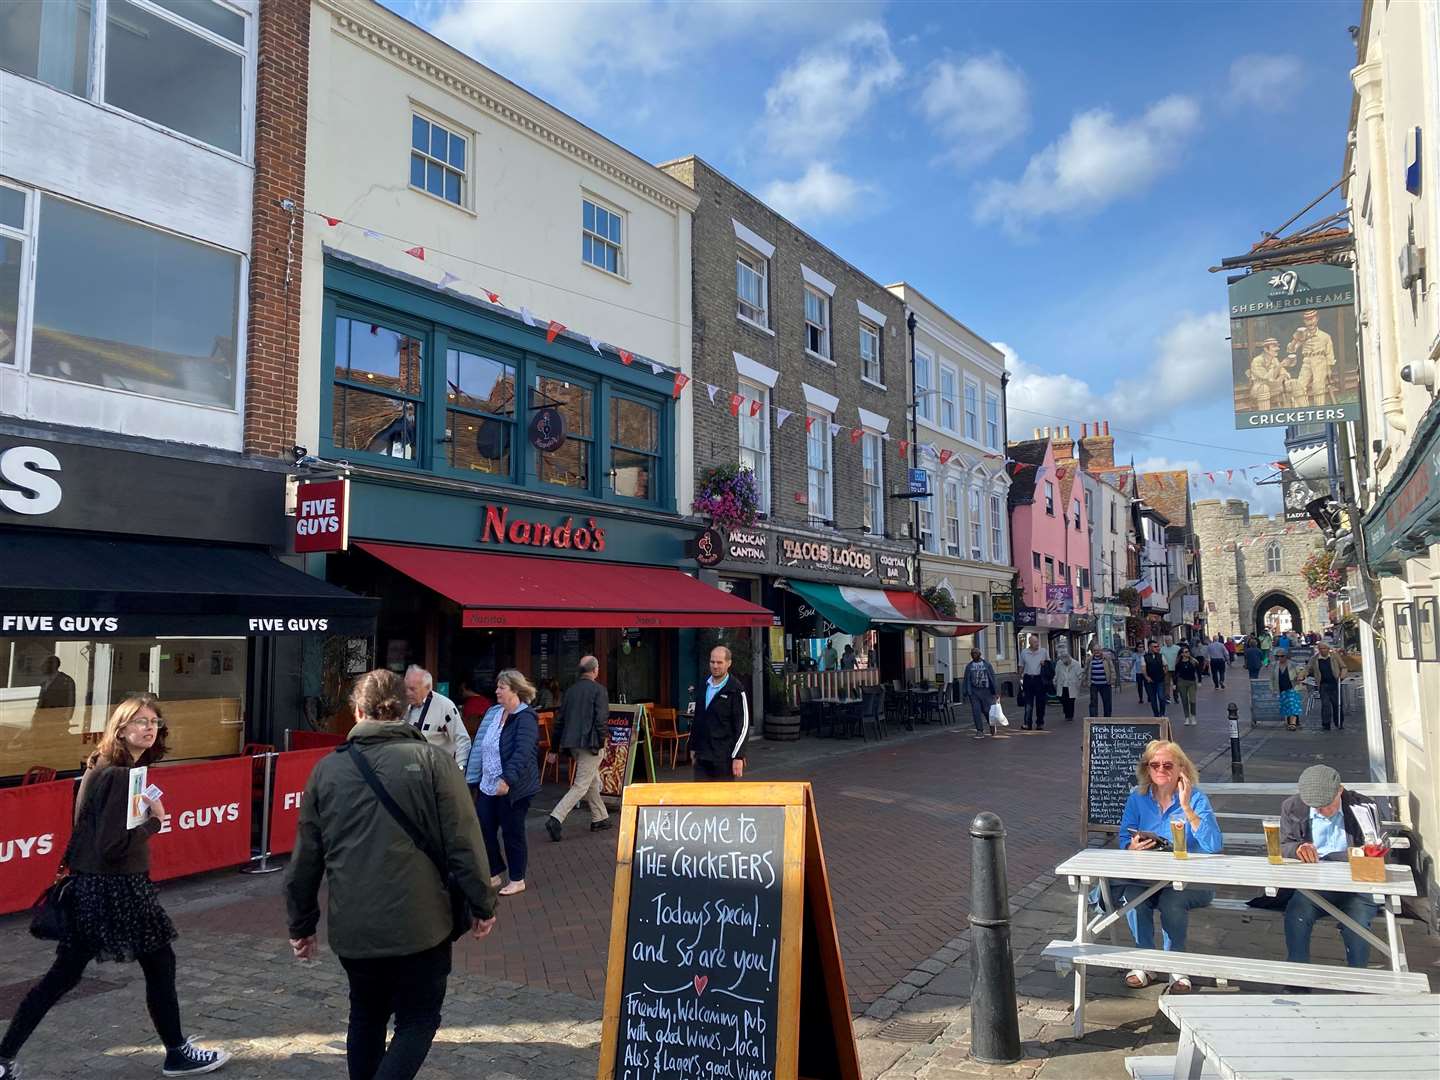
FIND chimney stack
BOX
[1078,417,1116,472]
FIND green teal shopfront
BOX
[312,258,769,713]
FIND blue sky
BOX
[386,0,1362,512]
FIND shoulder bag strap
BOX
[343,744,448,882]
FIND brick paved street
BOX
[3,674,1400,1078]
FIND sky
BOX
[385,0,1363,514]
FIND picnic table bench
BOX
[1045,849,1425,1037]
[1125,992,1440,1080]
[1203,782,1409,853]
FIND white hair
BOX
[404,665,433,689]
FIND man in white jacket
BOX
[403,665,472,770]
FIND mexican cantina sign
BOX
[1229,262,1359,430]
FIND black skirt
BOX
[65,872,177,963]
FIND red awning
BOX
[356,542,774,629]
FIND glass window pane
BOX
[410,153,426,189]
[0,0,90,96]
[150,0,246,44]
[607,245,617,273]
[446,348,514,415]
[32,197,241,408]
[0,236,20,366]
[610,213,621,243]
[431,124,448,159]
[448,412,511,475]
[583,201,595,232]
[444,170,460,204]
[611,448,652,499]
[426,160,443,196]
[611,397,658,452]
[582,234,593,265]
[449,132,465,169]
[412,115,428,152]
[0,187,24,229]
[106,1,243,155]
[533,376,591,437]
[332,386,415,459]
[334,316,423,395]
[538,435,589,489]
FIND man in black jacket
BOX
[690,645,748,781]
[544,656,611,841]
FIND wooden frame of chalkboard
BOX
[597,782,860,1080]
[1081,717,1172,844]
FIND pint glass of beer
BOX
[1263,818,1283,864]
[1169,818,1187,859]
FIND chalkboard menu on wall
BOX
[614,805,784,1078]
[1082,718,1171,841]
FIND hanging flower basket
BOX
[921,585,957,618]
[693,463,761,530]
[1301,550,1344,598]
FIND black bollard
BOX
[1228,703,1244,781]
[969,811,1022,1064]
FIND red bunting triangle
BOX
[750,399,763,418]
[618,350,634,366]
[673,372,689,398]
[324,216,342,227]
[486,291,500,304]
[404,246,425,261]
[939,449,953,465]
[850,428,864,444]
[805,416,816,433]
[730,394,744,418]
[546,320,566,344]
[897,440,909,460]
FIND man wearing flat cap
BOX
[1279,765,1381,968]
[1247,338,1287,411]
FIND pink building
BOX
[1007,429,1093,656]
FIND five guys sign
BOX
[293,479,350,553]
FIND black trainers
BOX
[590,818,612,832]
[0,1057,23,1079]
[545,816,563,842]
[162,1039,230,1075]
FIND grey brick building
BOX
[658,157,923,708]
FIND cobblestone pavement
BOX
[7,674,1427,1078]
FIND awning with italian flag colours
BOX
[783,580,987,637]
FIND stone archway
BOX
[1253,590,1303,637]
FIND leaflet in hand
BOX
[126,766,149,830]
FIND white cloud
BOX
[974,95,1201,232]
[995,341,1105,426]
[920,53,1028,163]
[760,163,873,222]
[760,21,903,156]
[1227,53,1304,110]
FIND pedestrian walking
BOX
[1,694,230,1079]
[473,670,542,896]
[1159,637,1180,703]
[1083,641,1116,717]
[961,647,999,738]
[1139,640,1168,717]
[1018,634,1049,731]
[403,666,472,770]
[689,645,749,780]
[544,656,611,842]
[1306,643,1344,730]
[1271,648,1306,731]
[1258,630,1273,667]
[1244,635,1264,679]
[1052,645,1083,722]
[286,669,498,1080]
[1174,645,1200,725]
[1205,635,1229,688]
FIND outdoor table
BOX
[1051,849,1420,1036]
[1151,992,1440,1080]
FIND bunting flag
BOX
[805,415,816,434]
[520,307,537,328]
[545,320,566,344]
[1205,472,1215,482]
[881,432,892,441]
[362,229,383,240]
[404,246,426,261]
[706,383,720,403]
[438,271,461,289]
[776,408,793,428]
[850,428,864,445]
[939,449,954,465]
[486,290,501,304]
[588,335,603,354]
[897,439,909,460]
[650,361,666,376]
[324,216,342,227]
[618,350,634,366]
[1055,466,1067,481]
[1226,469,1234,482]
[828,422,841,438]
[672,372,689,399]
[749,399,763,418]
[729,393,744,418]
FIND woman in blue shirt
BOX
[1116,740,1223,992]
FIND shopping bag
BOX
[988,701,1009,727]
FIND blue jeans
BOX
[1146,679,1168,717]
[475,792,533,881]
[1284,890,1378,967]
[1116,882,1214,952]
[1088,684,1112,717]
[969,694,995,733]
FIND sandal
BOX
[1167,975,1193,993]
[1124,969,1152,989]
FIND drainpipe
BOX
[908,309,924,683]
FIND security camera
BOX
[291,445,309,465]
[1400,360,1436,390]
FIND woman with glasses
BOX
[1114,740,1223,993]
[0,695,229,1078]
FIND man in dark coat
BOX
[689,645,749,781]
[544,656,611,841]
[35,656,75,723]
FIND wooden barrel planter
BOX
[764,714,801,741]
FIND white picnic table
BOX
[1048,849,1423,1036]
[1125,992,1440,1079]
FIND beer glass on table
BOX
[1263,818,1283,864]
[1169,818,1188,859]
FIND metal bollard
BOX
[969,811,1022,1064]
[1227,703,1244,782]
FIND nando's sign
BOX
[480,504,607,552]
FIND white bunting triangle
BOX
[775,408,793,428]
[650,361,666,376]
[362,229,383,240]
[706,384,719,403]
[588,335,603,354]
[520,307,537,328]
[828,422,841,438]
[438,271,460,289]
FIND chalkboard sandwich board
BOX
[598,782,860,1080]
[1081,718,1171,843]
[1248,680,1281,726]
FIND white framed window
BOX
[984,391,1000,449]
[993,622,1008,660]
[410,113,467,206]
[1072,498,1081,530]
[919,468,938,554]
[806,408,832,522]
[969,486,983,560]
[738,378,770,515]
[803,287,830,359]
[963,378,979,441]
[944,479,961,556]
[736,245,768,327]
[860,320,881,383]
[1,0,252,159]
[915,348,934,422]
[0,184,29,369]
[862,431,884,536]
[939,365,958,431]
[989,493,1005,562]
[1084,489,1093,525]
[582,197,624,275]
[1044,481,1055,515]
[1110,500,1118,533]
[1266,541,1282,573]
